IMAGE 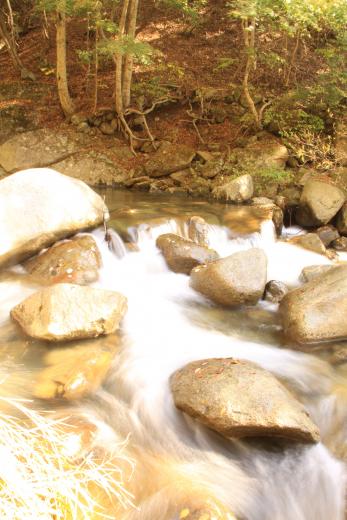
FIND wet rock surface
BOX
[34,334,119,400]
[190,249,267,307]
[24,235,102,285]
[293,233,326,255]
[156,233,218,275]
[264,280,288,303]
[280,265,347,343]
[170,358,319,443]
[11,283,127,342]
[299,265,333,283]
[0,168,108,268]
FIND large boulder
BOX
[0,129,80,173]
[24,235,102,285]
[11,283,127,342]
[295,180,345,227]
[144,142,195,177]
[212,174,253,202]
[0,168,108,268]
[170,358,319,443]
[156,233,218,275]
[53,152,129,186]
[280,265,347,343]
[233,137,289,170]
[190,249,267,306]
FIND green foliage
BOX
[264,105,325,137]
[131,77,171,104]
[160,0,206,25]
[256,165,293,184]
[97,36,154,64]
[213,57,237,72]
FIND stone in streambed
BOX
[212,174,253,202]
[316,225,340,247]
[187,216,210,247]
[170,358,319,443]
[0,168,108,268]
[11,284,127,342]
[34,334,119,400]
[332,236,347,251]
[280,265,347,343]
[156,234,218,275]
[299,265,333,283]
[295,180,345,227]
[23,235,102,285]
[292,233,326,255]
[190,249,267,307]
[264,280,288,303]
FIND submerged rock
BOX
[295,180,345,227]
[0,168,108,268]
[156,233,218,275]
[11,283,127,342]
[280,265,347,343]
[170,358,319,443]
[212,174,253,202]
[222,205,278,235]
[34,335,118,400]
[190,249,267,306]
[24,235,102,285]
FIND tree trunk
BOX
[115,0,130,117]
[56,2,75,117]
[122,0,139,108]
[0,10,35,79]
[241,18,261,129]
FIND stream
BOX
[1,188,347,519]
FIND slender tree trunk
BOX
[284,30,300,87]
[122,0,139,108]
[56,1,75,117]
[241,17,261,129]
[0,11,35,79]
[115,0,130,117]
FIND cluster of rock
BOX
[155,223,324,444]
[0,168,128,400]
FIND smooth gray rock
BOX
[280,265,347,343]
[190,248,267,306]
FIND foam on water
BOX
[85,221,346,519]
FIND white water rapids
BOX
[0,206,346,519]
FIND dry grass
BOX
[0,397,135,520]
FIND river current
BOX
[0,188,346,519]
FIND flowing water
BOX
[1,188,347,519]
